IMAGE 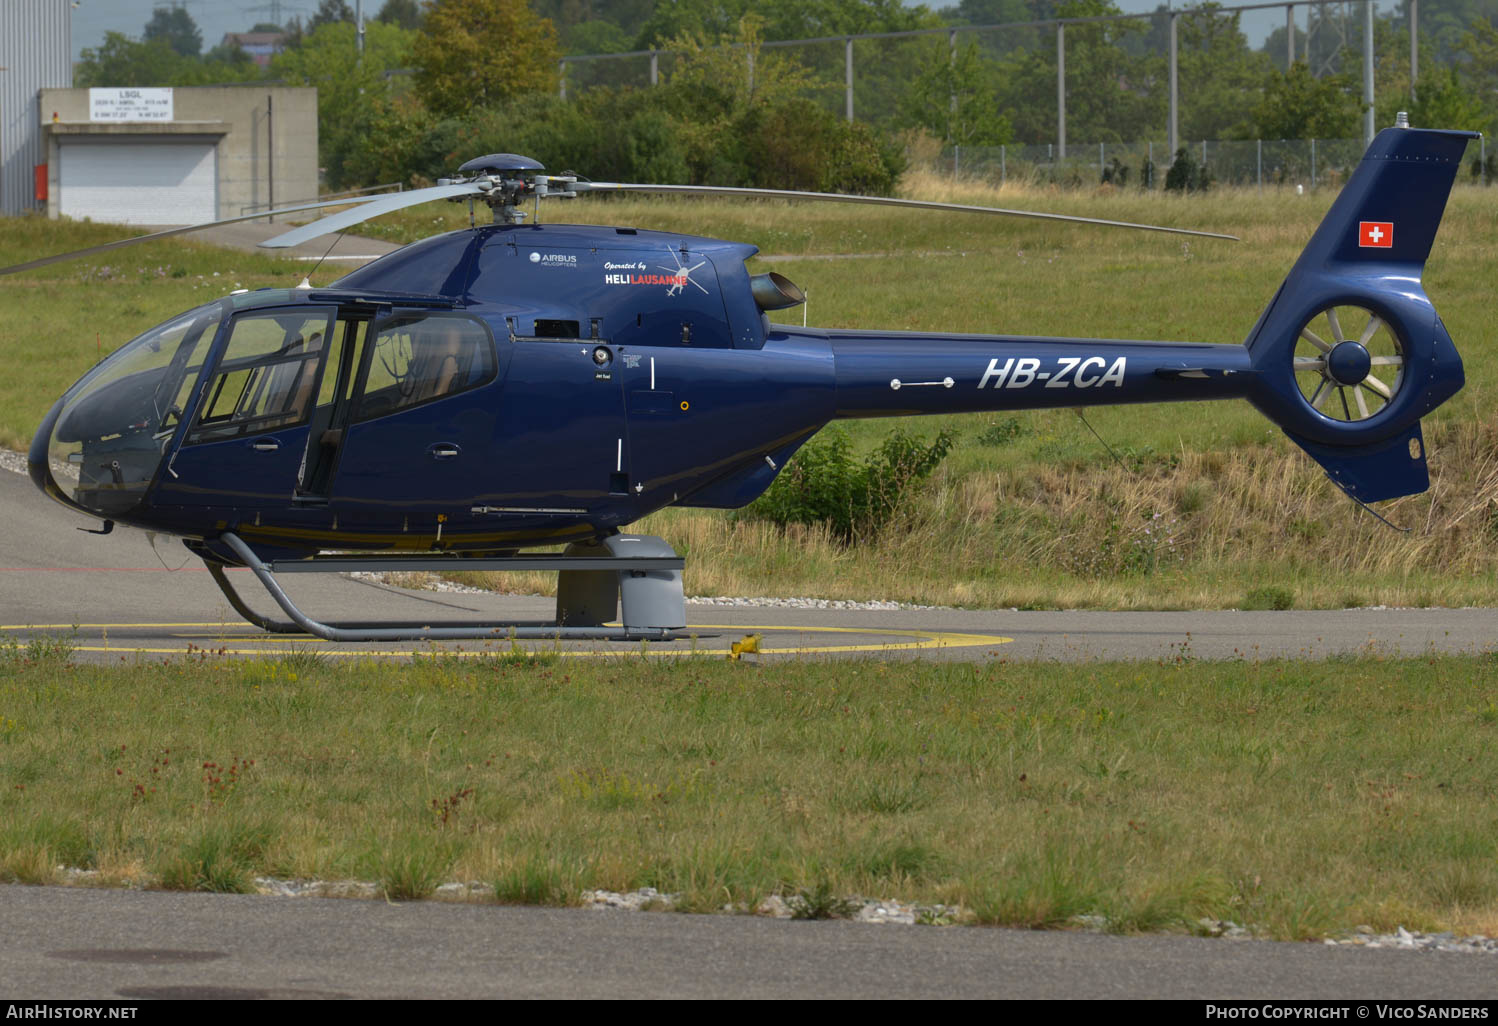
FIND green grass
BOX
[4,181,1498,608]
[3,650,1498,938]
[0,213,299,452]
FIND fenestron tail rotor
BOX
[1292,304,1405,423]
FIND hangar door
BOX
[58,137,217,225]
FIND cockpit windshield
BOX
[47,301,222,515]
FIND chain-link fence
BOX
[938,137,1370,190]
[556,0,1477,158]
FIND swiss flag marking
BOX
[1359,221,1394,248]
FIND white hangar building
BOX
[3,0,318,225]
[39,85,318,225]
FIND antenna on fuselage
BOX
[299,231,346,288]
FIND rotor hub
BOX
[1326,340,1373,386]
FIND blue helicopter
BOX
[5,122,1475,642]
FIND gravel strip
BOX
[690,595,946,611]
[1,446,77,483]
[347,569,946,611]
[46,869,1498,946]
[1323,925,1498,954]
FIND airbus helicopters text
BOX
[6,122,1475,640]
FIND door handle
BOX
[250,440,280,452]
[427,443,461,460]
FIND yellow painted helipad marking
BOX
[2,622,1012,658]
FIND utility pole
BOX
[845,37,854,123]
[949,28,958,142]
[1409,0,1418,102]
[356,0,364,57]
[1363,0,1374,146]
[1168,12,1179,157]
[1057,23,1066,159]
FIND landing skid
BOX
[205,531,692,643]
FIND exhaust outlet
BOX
[749,272,806,311]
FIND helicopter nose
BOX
[27,399,66,503]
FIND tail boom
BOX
[817,331,1254,420]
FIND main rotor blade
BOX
[571,182,1238,241]
[0,195,400,278]
[257,183,485,249]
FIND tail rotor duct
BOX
[1292,304,1405,423]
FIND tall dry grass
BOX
[457,411,1498,609]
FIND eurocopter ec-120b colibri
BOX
[4,121,1475,642]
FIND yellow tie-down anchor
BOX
[728,634,761,660]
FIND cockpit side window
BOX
[186,308,333,444]
[352,313,495,422]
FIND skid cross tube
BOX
[209,531,689,642]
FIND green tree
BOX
[271,20,417,180]
[310,0,354,29]
[901,40,1012,145]
[1175,5,1273,140]
[413,0,561,118]
[343,16,901,196]
[143,6,202,57]
[1258,21,1309,73]
[1456,17,1498,132]
[376,0,423,30]
[75,30,264,87]
[994,0,1163,144]
[635,0,755,46]
[1408,66,1487,133]
[940,0,1033,26]
[636,0,938,47]
[1250,61,1361,139]
[199,43,267,83]
[567,19,632,54]
[1388,0,1497,65]
[649,18,902,190]
[531,0,657,51]
[76,32,190,86]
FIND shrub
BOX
[1241,586,1295,611]
[337,78,902,195]
[737,97,903,194]
[976,417,1027,447]
[1164,147,1211,193]
[743,427,953,542]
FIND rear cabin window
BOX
[355,314,495,421]
[187,308,332,443]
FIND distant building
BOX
[220,31,286,69]
[1,0,72,216]
[40,86,317,225]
